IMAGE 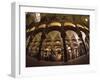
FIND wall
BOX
[0,0,100,80]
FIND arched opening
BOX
[65,30,84,60]
[40,31,64,61]
[27,32,42,58]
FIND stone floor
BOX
[26,54,89,67]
